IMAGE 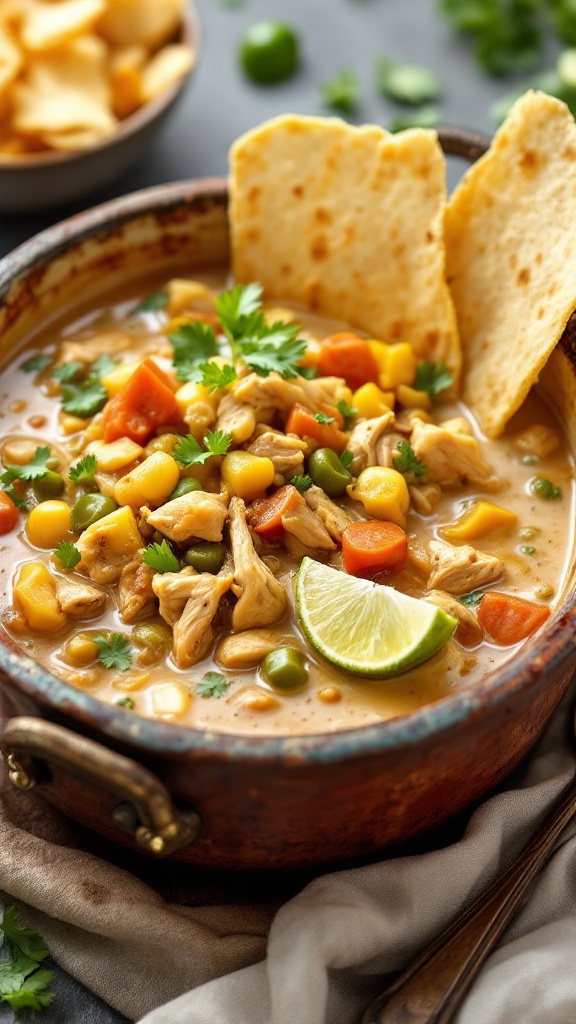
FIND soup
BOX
[0,273,572,735]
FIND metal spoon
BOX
[362,770,576,1024]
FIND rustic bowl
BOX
[0,3,199,216]
[0,129,575,869]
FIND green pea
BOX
[71,493,118,532]
[167,477,202,501]
[240,21,299,84]
[184,542,227,574]
[308,448,352,497]
[33,471,64,500]
[132,623,171,666]
[261,647,308,692]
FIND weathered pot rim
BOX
[0,171,574,766]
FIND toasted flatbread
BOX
[446,90,576,438]
[229,114,461,380]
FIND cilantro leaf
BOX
[20,355,52,374]
[298,365,319,380]
[340,450,353,470]
[204,430,233,455]
[199,361,238,391]
[132,290,169,314]
[314,411,335,425]
[0,906,49,964]
[376,56,441,104]
[51,361,86,384]
[290,474,313,492]
[239,323,306,379]
[393,439,427,477]
[94,634,132,671]
[173,430,232,467]
[68,454,97,483]
[196,672,231,698]
[336,399,357,428]
[460,590,484,608]
[321,69,360,113]
[61,380,108,418]
[1,447,51,485]
[390,105,441,132]
[170,322,218,362]
[215,283,263,340]
[90,353,117,380]
[3,485,27,511]
[53,541,81,570]
[143,539,180,574]
[414,360,454,396]
[116,697,135,710]
[1,969,55,1011]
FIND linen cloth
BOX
[1,679,575,1024]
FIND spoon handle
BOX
[362,774,576,1024]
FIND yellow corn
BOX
[347,467,410,528]
[14,562,66,633]
[100,359,142,396]
[167,279,215,317]
[87,438,144,472]
[221,451,275,502]
[379,343,417,390]
[26,500,71,548]
[367,339,389,374]
[353,382,395,419]
[114,452,180,509]
[396,384,431,411]
[175,380,219,420]
[144,434,180,457]
[60,633,100,667]
[58,411,89,435]
[151,681,191,718]
[442,501,517,541]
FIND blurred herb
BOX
[390,105,442,131]
[376,56,441,103]
[321,70,360,112]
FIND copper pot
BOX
[0,130,575,869]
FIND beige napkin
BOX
[0,678,575,1024]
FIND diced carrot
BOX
[102,358,178,444]
[320,402,345,428]
[342,520,408,577]
[317,333,380,391]
[246,485,303,539]
[0,491,19,534]
[285,403,347,454]
[477,591,550,646]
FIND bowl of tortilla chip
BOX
[0,0,198,214]
[0,96,575,869]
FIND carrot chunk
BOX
[246,484,303,539]
[342,520,408,576]
[0,491,19,534]
[285,403,347,453]
[102,358,178,444]
[317,333,380,391]
[477,591,550,646]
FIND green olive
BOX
[131,623,171,666]
[261,647,308,692]
[308,448,352,497]
[184,542,227,574]
[71,493,118,532]
[167,477,202,501]
[240,21,300,85]
[33,470,64,500]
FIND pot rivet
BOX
[5,754,36,791]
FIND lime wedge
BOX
[296,557,457,677]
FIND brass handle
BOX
[362,773,576,1024]
[0,716,201,856]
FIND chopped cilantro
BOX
[143,539,180,574]
[1,447,51,485]
[20,355,52,374]
[290,474,313,492]
[376,56,441,104]
[0,905,54,1012]
[53,541,81,570]
[170,322,219,381]
[94,634,132,671]
[0,968,55,1011]
[459,590,484,608]
[390,105,442,132]
[61,380,108,418]
[438,0,542,76]
[215,284,306,379]
[51,361,86,384]
[336,399,357,428]
[199,361,238,391]
[68,454,97,483]
[340,450,353,470]
[298,365,319,380]
[529,476,562,500]
[90,354,117,380]
[132,290,169,314]
[173,430,232,467]
[196,672,231,698]
[314,411,335,425]
[414,360,454,396]
[1,905,49,964]
[393,439,426,477]
[321,69,360,113]
[116,697,135,710]
[215,282,263,340]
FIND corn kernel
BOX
[1,438,37,465]
[26,500,71,548]
[175,380,219,420]
[347,467,410,528]
[151,681,191,718]
[367,340,389,373]
[396,384,431,410]
[14,562,66,633]
[145,434,179,457]
[87,437,144,472]
[221,451,275,502]
[353,382,394,419]
[442,501,517,541]
[59,411,88,435]
[114,452,180,509]
[100,359,143,396]
[318,686,342,703]
[60,633,99,667]
[378,343,417,389]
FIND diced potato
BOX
[379,343,417,390]
[347,467,410,528]
[221,451,275,502]
[442,501,517,541]
[1,438,37,465]
[100,359,143,396]
[59,411,89,435]
[150,681,191,718]
[114,452,179,509]
[14,562,67,633]
[353,382,394,419]
[175,380,219,420]
[26,500,71,548]
[396,384,431,411]
[76,505,142,585]
[144,433,180,457]
[87,437,144,472]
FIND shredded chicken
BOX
[233,372,309,419]
[54,575,106,619]
[347,412,395,475]
[152,567,234,669]
[57,331,132,365]
[282,501,337,551]
[298,374,347,408]
[76,512,143,585]
[216,629,294,668]
[375,431,406,469]
[151,566,197,626]
[425,589,484,648]
[118,553,157,623]
[427,540,503,595]
[228,496,287,631]
[406,538,432,579]
[143,491,228,543]
[512,424,559,459]
[215,391,256,445]
[408,482,442,516]
[247,430,308,475]
[303,485,354,542]
[410,420,500,490]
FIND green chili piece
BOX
[308,447,352,497]
[33,471,64,500]
[132,623,171,666]
[167,477,203,501]
[261,647,308,692]
[71,493,118,532]
[184,542,227,574]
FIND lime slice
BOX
[296,557,457,678]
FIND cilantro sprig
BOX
[393,440,427,477]
[414,360,454,396]
[20,354,52,374]
[290,474,313,492]
[143,539,180,574]
[336,399,357,428]
[216,284,307,379]
[0,904,54,1012]
[169,322,219,381]
[314,411,335,425]
[51,354,114,419]
[173,430,232,467]
[196,672,231,698]
[94,634,132,671]
[1,446,53,508]
[321,70,360,113]
[68,453,97,483]
[199,361,238,392]
[460,590,484,608]
[53,541,81,570]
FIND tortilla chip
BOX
[139,43,195,103]
[20,0,106,52]
[230,115,460,380]
[97,0,185,50]
[0,20,22,97]
[445,91,576,439]
[109,44,147,118]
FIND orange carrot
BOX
[246,485,303,539]
[285,403,347,453]
[317,333,380,391]
[477,592,550,646]
[0,491,19,534]
[342,520,407,576]
[102,358,178,444]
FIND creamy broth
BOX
[0,274,573,735]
